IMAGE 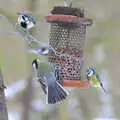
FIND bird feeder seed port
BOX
[45,6,92,88]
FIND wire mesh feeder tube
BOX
[45,7,92,88]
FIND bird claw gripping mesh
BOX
[45,6,92,88]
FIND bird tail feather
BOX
[101,84,108,94]
[101,83,108,94]
[47,81,69,104]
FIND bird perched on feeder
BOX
[32,59,47,94]
[32,58,69,104]
[86,67,107,93]
[17,12,36,29]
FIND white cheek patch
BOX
[26,22,34,29]
[32,63,36,68]
[25,17,29,21]
[88,70,93,77]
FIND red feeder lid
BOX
[45,14,92,26]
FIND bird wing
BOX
[54,64,63,85]
[96,74,107,93]
[45,72,69,104]
[37,69,47,94]
[36,63,69,104]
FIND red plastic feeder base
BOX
[63,80,89,88]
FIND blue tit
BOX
[29,47,49,56]
[17,12,36,29]
[86,67,107,93]
[32,58,69,104]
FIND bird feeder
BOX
[45,6,92,88]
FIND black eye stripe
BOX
[22,15,25,20]
[20,14,36,24]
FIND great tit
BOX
[32,58,69,104]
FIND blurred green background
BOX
[0,0,120,120]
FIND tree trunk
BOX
[0,69,8,120]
